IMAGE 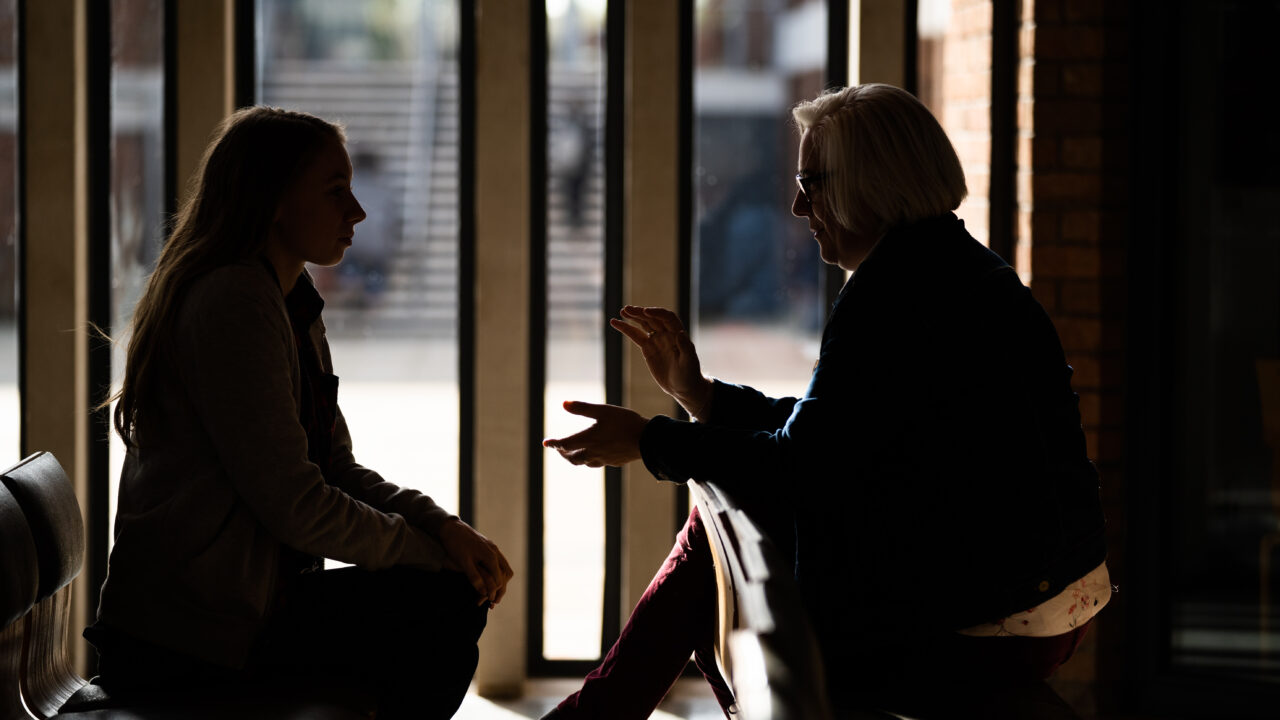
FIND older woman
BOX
[543,83,1109,717]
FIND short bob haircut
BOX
[792,83,967,241]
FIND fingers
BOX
[542,423,591,453]
[461,560,489,606]
[491,552,513,605]
[609,316,650,346]
[545,443,596,467]
[478,546,514,606]
[560,399,606,420]
[617,306,686,337]
[621,306,685,334]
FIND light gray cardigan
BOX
[96,261,453,668]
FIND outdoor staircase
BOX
[260,56,607,339]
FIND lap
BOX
[253,566,487,674]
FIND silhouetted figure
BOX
[86,107,512,720]
[542,84,1109,718]
[552,97,594,229]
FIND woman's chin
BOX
[815,243,837,266]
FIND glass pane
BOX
[916,0,991,246]
[109,0,166,547]
[543,0,606,661]
[0,0,16,457]
[256,0,462,534]
[1166,2,1280,684]
[693,0,827,400]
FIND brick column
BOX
[1018,0,1131,714]
[942,0,993,247]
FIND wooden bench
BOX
[0,451,372,719]
[689,479,1083,720]
[689,479,844,720]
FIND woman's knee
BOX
[385,568,489,642]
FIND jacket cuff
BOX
[640,415,686,483]
[400,525,449,571]
[416,506,459,538]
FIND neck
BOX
[262,248,303,295]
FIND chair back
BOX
[1,480,41,720]
[0,452,84,601]
[690,480,833,720]
[0,481,39,628]
[0,452,87,718]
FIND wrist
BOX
[680,377,715,422]
[439,516,465,538]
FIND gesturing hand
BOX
[610,306,714,420]
[438,518,514,608]
[542,400,650,468]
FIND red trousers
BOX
[549,505,735,719]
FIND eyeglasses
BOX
[795,172,826,200]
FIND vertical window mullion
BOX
[233,0,254,110]
[601,0,624,657]
[673,0,693,533]
[526,0,549,676]
[86,0,112,623]
[988,0,1016,265]
[823,0,850,309]
[12,0,25,459]
[457,0,476,527]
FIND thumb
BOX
[562,400,606,420]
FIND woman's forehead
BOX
[798,131,819,170]
[308,139,353,180]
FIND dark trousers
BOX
[256,566,487,719]
[550,506,736,719]
[93,567,487,720]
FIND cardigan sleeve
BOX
[325,405,457,537]
[307,320,458,536]
[177,274,448,571]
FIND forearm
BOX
[700,379,799,430]
[327,408,456,536]
[326,461,456,536]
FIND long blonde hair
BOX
[113,106,345,447]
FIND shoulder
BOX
[183,261,284,317]
[176,261,292,351]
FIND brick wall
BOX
[1019,0,1131,715]
[944,0,993,247]
[921,0,994,247]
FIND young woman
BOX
[87,106,512,720]
[543,84,1110,717]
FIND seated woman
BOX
[543,83,1110,717]
[87,107,513,720]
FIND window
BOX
[916,0,992,247]
[0,0,17,457]
[1159,0,1280,694]
[541,0,608,662]
[108,0,166,545]
[692,0,828,400]
[254,0,463,520]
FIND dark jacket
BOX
[640,213,1107,662]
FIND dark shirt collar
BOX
[283,271,325,332]
[257,257,325,330]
